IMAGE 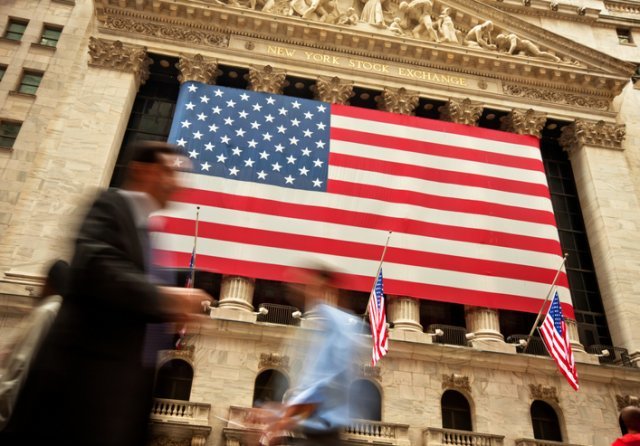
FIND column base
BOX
[468,339,516,354]
[211,306,257,323]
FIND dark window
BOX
[253,369,289,407]
[283,75,315,100]
[4,19,28,41]
[441,390,472,431]
[349,379,381,421]
[0,121,22,148]
[531,400,562,441]
[0,65,6,81]
[154,359,193,400]
[18,70,43,94]
[40,25,62,47]
[617,28,633,45]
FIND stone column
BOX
[559,120,640,360]
[313,76,354,104]
[564,318,586,353]
[176,53,218,84]
[464,306,502,342]
[218,275,255,311]
[377,87,419,115]
[303,286,339,320]
[0,38,152,294]
[247,65,287,94]
[439,97,483,126]
[387,295,422,332]
[501,108,547,137]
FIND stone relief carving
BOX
[442,373,471,394]
[360,0,386,27]
[158,348,195,365]
[502,83,610,110]
[495,32,561,62]
[439,97,483,126]
[259,353,290,370]
[314,76,355,104]
[501,108,547,138]
[88,37,152,88]
[616,394,640,411]
[559,119,626,152]
[247,65,287,93]
[378,87,419,115]
[464,20,496,49]
[529,384,559,403]
[435,7,460,43]
[177,54,219,84]
[356,364,382,379]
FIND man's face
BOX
[144,153,184,208]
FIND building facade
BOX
[1,0,640,445]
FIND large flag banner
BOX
[539,291,579,390]
[154,82,572,316]
[368,269,388,366]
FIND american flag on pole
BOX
[539,291,579,390]
[155,82,572,316]
[368,269,388,365]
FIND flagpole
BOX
[364,231,392,317]
[522,253,568,352]
[190,206,200,287]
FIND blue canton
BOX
[168,83,331,191]
[374,270,384,309]
[549,292,564,336]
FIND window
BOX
[0,121,22,148]
[441,390,472,431]
[40,25,62,47]
[154,359,193,400]
[4,19,28,41]
[253,369,289,407]
[617,28,633,45]
[531,400,562,441]
[18,70,43,95]
[0,65,6,81]
[349,379,381,421]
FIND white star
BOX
[257,170,268,180]
[220,135,231,144]
[185,102,195,110]
[250,121,261,130]
[229,166,239,176]
[265,114,275,123]
[266,96,276,105]
[274,144,285,152]
[173,157,184,167]
[291,118,300,127]
[238,110,249,119]
[248,139,258,149]
[235,128,246,137]
[197,113,207,121]
[216,153,227,163]
[259,151,270,160]
[176,138,187,147]
[262,132,273,141]
[188,149,199,159]
[187,84,198,93]
[289,136,299,145]
[244,158,255,167]
[315,140,326,149]
[316,122,326,130]
[226,100,236,108]
[240,93,250,101]
[212,106,222,114]
[193,131,203,140]
[291,100,301,109]
[271,162,282,171]
[317,104,327,112]
[214,89,224,97]
[232,147,242,156]
[299,166,309,176]
[313,158,324,167]
[278,107,288,116]
[304,111,314,120]
[201,161,211,171]
[286,155,297,164]
[200,95,210,103]
[181,120,192,129]
[301,147,312,156]
[277,125,287,134]
[284,175,295,184]
[224,117,234,126]
[204,142,215,151]
[253,103,263,112]
[312,178,323,188]
[208,123,219,132]
[303,129,313,138]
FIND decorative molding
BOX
[529,384,559,403]
[378,87,419,115]
[314,76,354,104]
[177,54,219,84]
[158,348,195,365]
[356,364,382,380]
[604,1,640,15]
[502,83,611,110]
[439,97,483,126]
[501,108,547,138]
[442,374,471,394]
[559,119,626,152]
[87,37,152,88]
[616,394,640,411]
[103,16,230,49]
[247,65,287,94]
[259,353,290,370]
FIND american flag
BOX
[368,269,388,365]
[154,82,572,315]
[539,291,579,390]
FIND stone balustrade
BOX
[424,427,504,446]
[151,398,211,425]
[515,440,585,446]
[345,419,411,444]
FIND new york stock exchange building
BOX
[2,0,640,445]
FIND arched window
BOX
[349,379,381,421]
[253,369,289,407]
[531,400,562,441]
[154,359,193,401]
[441,390,472,431]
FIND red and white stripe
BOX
[540,311,579,390]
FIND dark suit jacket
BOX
[4,189,179,446]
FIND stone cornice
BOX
[559,119,626,152]
[489,0,600,23]
[87,37,152,88]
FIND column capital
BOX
[177,54,218,84]
[87,37,152,89]
[387,295,422,332]
[439,97,483,126]
[378,87,419,115]
[501,108,547,138]
[314,76,354,105]
[247,65,287,94]
[559,119,626,153]
[218,275,255,312]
